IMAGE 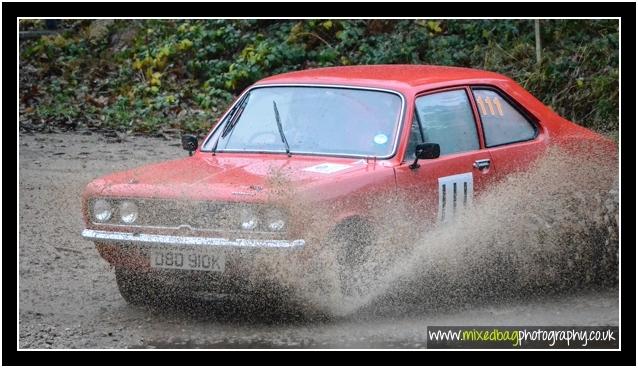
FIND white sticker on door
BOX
[303,163,351,174]
[438,172,473,222]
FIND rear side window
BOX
[414,89,480,156]
[472,89,536,147]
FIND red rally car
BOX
[81,65,612,306]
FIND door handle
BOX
[473,159,491,170]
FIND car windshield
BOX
[202,86,403,157]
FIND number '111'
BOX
[476,95,504,117]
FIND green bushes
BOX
[19,19,618,136]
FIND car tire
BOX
[114,267,168,306]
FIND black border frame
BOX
[5,2,636,366]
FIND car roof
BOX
[256,64,511,91]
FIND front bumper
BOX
[81,229,306,249]
[83,229,308,296]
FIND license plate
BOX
[150,248,225,272]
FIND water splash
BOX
[122,143,618,319]
[255,144,619,317]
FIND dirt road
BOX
[18,132,619,349]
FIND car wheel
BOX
[115,267,168,306]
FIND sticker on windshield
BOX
[303,163,351,174]
[373,133,388,145]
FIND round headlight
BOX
[93,199,112,222]
[265,208,287,231]
[268,219,286,231]
[119,201,138,224]
[241,219,258,230]
[240,208,259,230]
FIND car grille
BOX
[134,199,250,231]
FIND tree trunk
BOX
[535,20,542,65]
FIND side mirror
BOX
[409,143,440,169]
[181,134,198,156]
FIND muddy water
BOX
[18,132,619,349]
[211,144,618,317]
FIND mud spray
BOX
[129,143,618,319]
[230,144,619,318]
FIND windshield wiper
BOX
[211,92,251,155]
[272,100,291,157]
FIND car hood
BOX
[88,153,395,202]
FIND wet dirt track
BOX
[18,132,619,349]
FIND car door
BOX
[470,87,546,182]
[395,87,495,224]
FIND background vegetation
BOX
[19,19,619,137]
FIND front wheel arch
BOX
[330,216,375,253]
